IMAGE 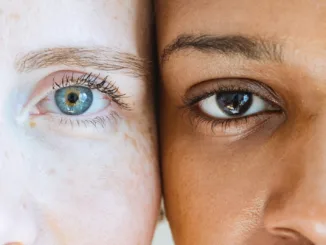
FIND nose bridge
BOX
[264,120,326,244]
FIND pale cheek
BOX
[46,163,157,244]
[30,129,157,244]
[0,87,158,244]
[0,125,151,242]
[124,130,157,173]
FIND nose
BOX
[264,187,326,244]
[264,126,326,244]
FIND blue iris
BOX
[55,86,93,115]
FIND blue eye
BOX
[55,86,93,115]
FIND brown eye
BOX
[216,92,253,116]
[199,92,278,119]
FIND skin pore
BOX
[0,1,159,245]
[157,0,326,244]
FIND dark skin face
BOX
[157,0,326,244]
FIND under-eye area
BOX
[182,78,287,137]
[22,71,130,134]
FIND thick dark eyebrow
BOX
[16,47,151,78]
[161,34,283,64]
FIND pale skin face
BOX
[158,0,326,244]
[0,1,159,245]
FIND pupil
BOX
[216,92,252,116]
[67,92,79,104]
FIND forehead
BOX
[157,0,326,51]
[0,0,150,56]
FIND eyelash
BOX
[182,85,283,131]
[52,72,130,110]
[56,112,121,129]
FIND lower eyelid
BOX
[184,108,285,138]
[39,105,116,120]
[29,94,122,129]
[28,110,122,133]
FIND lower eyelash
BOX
[57,112,121,129]
[182,106,243,132]
[182,105,280,134]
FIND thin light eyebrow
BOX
[16,47,151,78]
[161,34,283,64]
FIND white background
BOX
[152,220,174,245]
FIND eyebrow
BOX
[161,34,283,64]
[16,47,151,77]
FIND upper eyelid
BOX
[53,72,106,89]
[183,78,285,109]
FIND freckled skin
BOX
[29,121,36,128]
[125,133,139,150]
[0,0,159,245]
[158,0,326,244]
[8,13,20,21]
